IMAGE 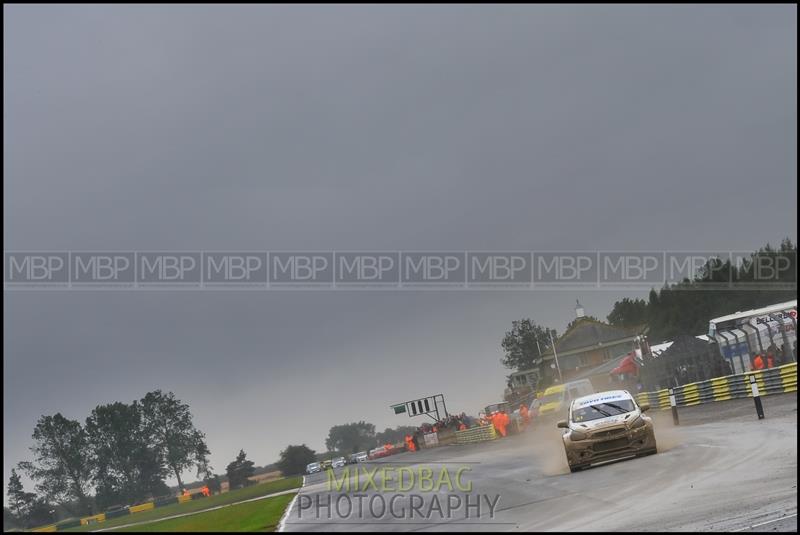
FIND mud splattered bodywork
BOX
[559,390,657,472]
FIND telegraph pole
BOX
[549,329,563,383]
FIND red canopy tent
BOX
[611,352,638,376]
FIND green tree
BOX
[607,298,648,328]
[7,468,36,523]
[23,498,56,529]
[225,450,256,490]
[501,319,554,371]
[277,445,317,477]
[85,401,169,508]
[325,422,376,454]
[375,426,417,445]
[19,414,93,516]
[139,391,210,492]
[4,507,22,531]
[607,239,797,342]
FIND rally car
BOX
[557,390,657,472]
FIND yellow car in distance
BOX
[537,379,595,421]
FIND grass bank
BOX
[63,476,302,532]
[114,493,295,532]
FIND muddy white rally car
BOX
[557,390,657,472]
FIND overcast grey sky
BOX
[4,4,796,493]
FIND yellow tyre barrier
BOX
[455,424,497,444]
[129,501,155,514]
[80,513,106,525]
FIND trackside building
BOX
[707,300,797,374]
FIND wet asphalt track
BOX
[282,393,797,532]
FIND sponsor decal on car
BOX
[574,393,631,408]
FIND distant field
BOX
[220,470,282,493]
[115,493,295,532]
[63,476,302,532]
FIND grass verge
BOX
[63,476,302,532]
[114,493,295,532]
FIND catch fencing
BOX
[636,362,797,410]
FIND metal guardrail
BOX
[637,362,797,410]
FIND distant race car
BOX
[558,389,657,472]
[538,379,595,422]
[331,457,346,468]
[368,447,389,460]
[349,451,368,464]
[305,462,321,474]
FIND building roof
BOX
[544,317,646,357]
[509,368,539,378]
[648,335,710,358]
[708,300,797,326]
[569,352,631,380]
[657,334,713,359]
[649,341,673,355]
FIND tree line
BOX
[501,239,797,375]
[325,421,417,454]
[266,422,422,482]
[5,390,278,530]
[6,390,211,528]
[4,392,418,529]
[606,239,796,342]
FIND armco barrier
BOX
[104,507,130,520]
[31,524,57,533]
[637,362,797,410]
[455,423,497,445]
[154,495,178,508]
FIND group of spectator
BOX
[405,405,535,451]
[404,412,481,451]
[416,412,475,435]
[752,342,794,370]
[753,343,783,370]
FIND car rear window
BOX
[571,400,636,422]
[541,390,564,405]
